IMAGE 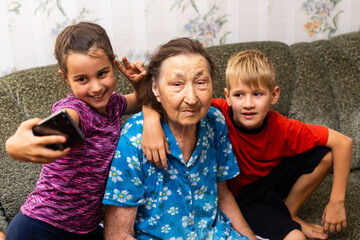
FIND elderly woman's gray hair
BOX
[139,37,216,118]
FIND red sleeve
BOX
[275,114,329,155]
[211,98,228,112]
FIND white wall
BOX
[0,0,359,77]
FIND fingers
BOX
[142,145,165,169]
[165,142,171,155]
[132,60,145,73]
[323,221,347,234]
[115,60,126,74]
[159,148,168,171]
[36,135,67,145]
[341,219,347,229]
[329,223,336,233]
[21,118,42,129]
[121,56,132,69]
[153,152,163,169]
[159,139,170,170]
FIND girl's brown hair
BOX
[54,22,115,77]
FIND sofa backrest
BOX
[289,32,360,171]
[0,31,359,232]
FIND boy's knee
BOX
[283,229,306,240]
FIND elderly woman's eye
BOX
[195,79,208,88]
[172,82,182,87]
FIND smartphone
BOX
[32,109,85,150]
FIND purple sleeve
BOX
[52,95,93,136]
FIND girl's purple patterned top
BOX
[21,93,127,234]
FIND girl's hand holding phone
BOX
[5,118,70,164]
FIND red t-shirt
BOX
[211,98,329,196]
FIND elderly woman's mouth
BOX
[182,109,198,115]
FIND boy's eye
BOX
[254,92,262,96]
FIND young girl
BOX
[5,22,146,240]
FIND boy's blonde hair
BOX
[226,50,276,91]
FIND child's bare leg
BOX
[285,151,332,239]
[283,229,306,240]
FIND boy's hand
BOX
[322,200,347,233]
[115,56,146,91]
[5,118,69,164]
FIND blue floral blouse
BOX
[103,107,249,240]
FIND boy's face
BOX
[58,49,116,114]
[224,79,279,130]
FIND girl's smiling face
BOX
[59,49,115,114]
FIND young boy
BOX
[210,50,353,240]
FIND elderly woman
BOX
[102,38,252,239]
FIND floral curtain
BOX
[1,0,359,77]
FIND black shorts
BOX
[235,146,330,240]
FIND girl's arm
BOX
[217,181,258,240]
[322,128,353,233]
[5,118,69,163]
[142,106,170,170]
[117,56,146,115]
[104,205,138,240]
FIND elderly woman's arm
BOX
[104,205,138,240]
[217,181,258,240]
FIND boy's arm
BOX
[117,56,146,115]
[323,128,353,233]
[217,181,258,240]
[142,106,170,170]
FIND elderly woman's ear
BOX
[152,82,161,102]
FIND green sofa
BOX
[1,31,359,239]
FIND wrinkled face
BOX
[60,49,115,114]
[225,79,279,130]
[152,54,213,129]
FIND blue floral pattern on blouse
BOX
[103,107,248,240]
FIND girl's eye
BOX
[98,71,108,78]
[77,77,86,83]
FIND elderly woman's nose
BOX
[184,84,197,104]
